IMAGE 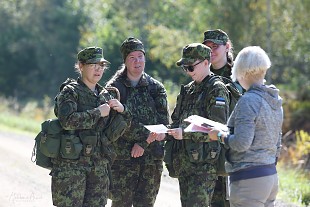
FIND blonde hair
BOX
[231,46,271,82]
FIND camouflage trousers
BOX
[110,160,163,207]
[211,176,230,207]
[51,160,109,207]
[178,173,217,207]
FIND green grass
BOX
[278,164,310,206]
[0,111,41,135]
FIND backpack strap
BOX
[113,74,157,104]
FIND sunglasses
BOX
[181,60,204,72]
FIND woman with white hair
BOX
[208,46,283,207]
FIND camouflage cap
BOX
[77,47,110,64]
[202,29,229,45]
[176,43,211,66]
[120,37,145,61]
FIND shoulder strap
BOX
[145,74,157,100]
[112,81,127,104]
[218,76,243,94]
[59,78,77,92]
[114,75,157,104]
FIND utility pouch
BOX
[39,119,62,158]
[216,144,229,176]
[31,133,53,169]
[79,131,98,156]
[151,142,164,160]
[186,141,220,164]
[60,134,82,160]
[164,138,180,178]
[100,135,117,164]
[103,113,129,143]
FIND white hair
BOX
[231,46,271,82]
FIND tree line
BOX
[0,0,309,103]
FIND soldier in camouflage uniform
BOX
[165,43,230,207]
[51,47,131,207]
[202,29,243,207]
[106,37,170,207]
[203,29,233,79]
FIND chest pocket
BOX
[180,90,208,125]
[185,140,221,164]
[126,87,157,124]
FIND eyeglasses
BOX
[181,60,204,72]
[85,63,109,70]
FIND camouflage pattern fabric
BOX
[203,29,229,45]
[210,64,232,78]
[120,37,145,61]
[179,172,217,207]
[210,64,232,207]
[51,157,109,206]
[166,74,230,206]
[110,160,163,207]
[176,43,211,66]
[106,71,169,206]
[51,78,131,207]
[77,46,110,64]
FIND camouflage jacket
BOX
[54,78,131,164]
[210,63,232,78]
[106,72,169,164]
[166,74,229,176]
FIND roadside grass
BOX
[277,163,310,206]
[0,111,41,135]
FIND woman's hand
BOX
[167,128,183,140]
[97,103,110,117]
[208,128,221,141]
[108,99,124,113]
[131,143,144,158]
[146,132,166,144]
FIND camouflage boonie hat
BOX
[202,29,229,45]
[77,47,110,64]
[120,37,145,61]
[176,43,211,66]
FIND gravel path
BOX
[0,130,300,207]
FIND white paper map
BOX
[183,115,228,133]
[144,124,169,133]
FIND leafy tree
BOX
[0,0,86,100]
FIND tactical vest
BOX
[165,75,225,177]
[108,74,167,161]
[32,78,128,171]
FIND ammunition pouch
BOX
[79,131,98,156]
[103,113,129,142]
[31,119,62,169]
[32,133,53,169]
[60,134,83,160]
[185,141,220,164]
[39,119,62,158]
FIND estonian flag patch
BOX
[215,97,226,105]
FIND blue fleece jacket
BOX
[224,84,283,175]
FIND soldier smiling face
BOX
[125,50,145,80]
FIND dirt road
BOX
[0,130,299,207]
[0,131,180,207]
